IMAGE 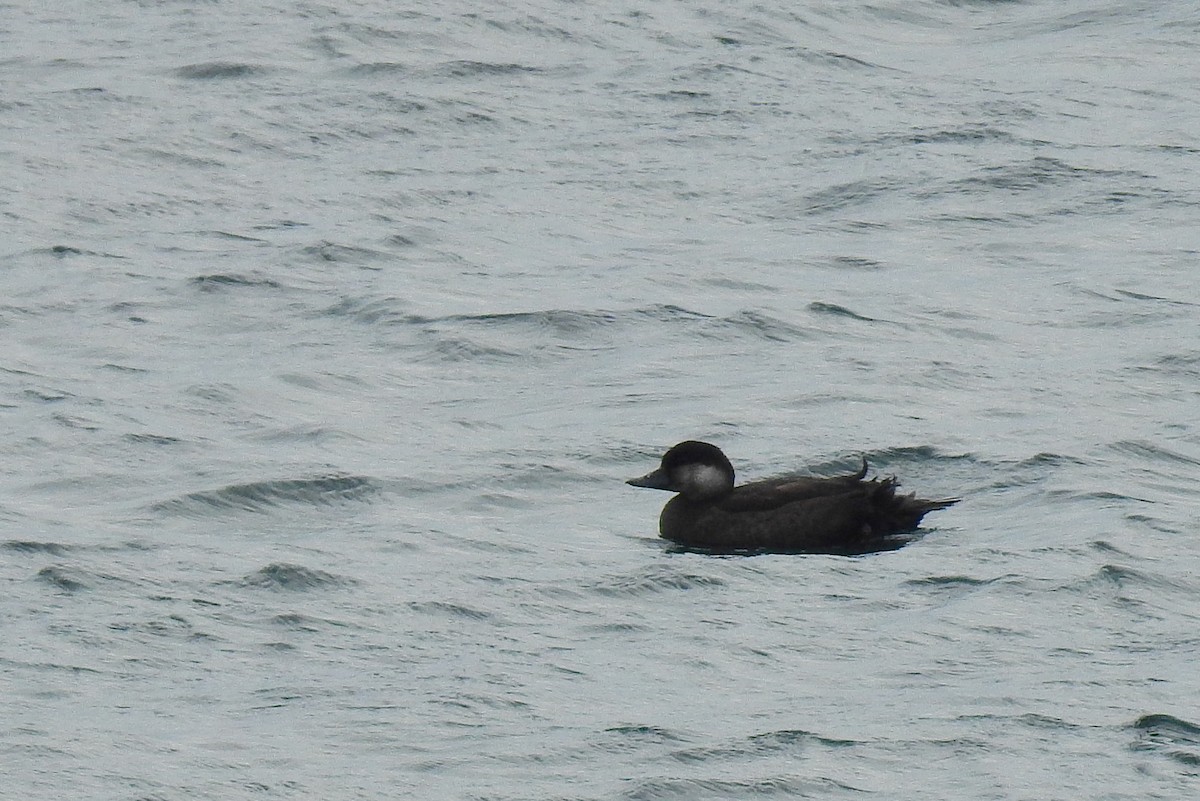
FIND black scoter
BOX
[627,440,957,554]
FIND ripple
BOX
[807,301,881,322]
[588,567,727,597]
[122,433,183,446]
[1108,440,1200,467]
[324,295,417,325]
[625,775,862,800]
[708,310,814,342]
[825,255,885,271]
[327,301,777,364]
[955,156,1123,193]
[174,62,268,80]
[434,60,542,78]
[1137,351,1200,379]
[905,574,997,589]
[803,178,897,214]
[4,540,71,555]
[670,729,857,763]
[36,565,92,592]
[406,601,496,621]
[601,724,687,744]
[862,445,967,468]
[154,475,378,516]
[189,273,284,292]
[270,613,348,631]
[299,241,391,265]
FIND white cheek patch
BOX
[677,463,729,498]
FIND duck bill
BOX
[626,467,672,491]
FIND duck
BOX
[627,440,957,553]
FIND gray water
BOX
[3,0,1200,798]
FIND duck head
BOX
[626,440,735,502]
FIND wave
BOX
[239,563,353,591]
[1132,713,1200,767]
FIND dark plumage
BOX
[626,441,957,554]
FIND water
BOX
[3,0,1199,798]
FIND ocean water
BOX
[3,0,1200,798]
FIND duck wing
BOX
[719,458,870,513]
[714,477,954,552]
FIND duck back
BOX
[660,472,956,553]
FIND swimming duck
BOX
[627,441,957,553]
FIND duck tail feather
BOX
[921,497,960,512]
[852,456,869,481]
